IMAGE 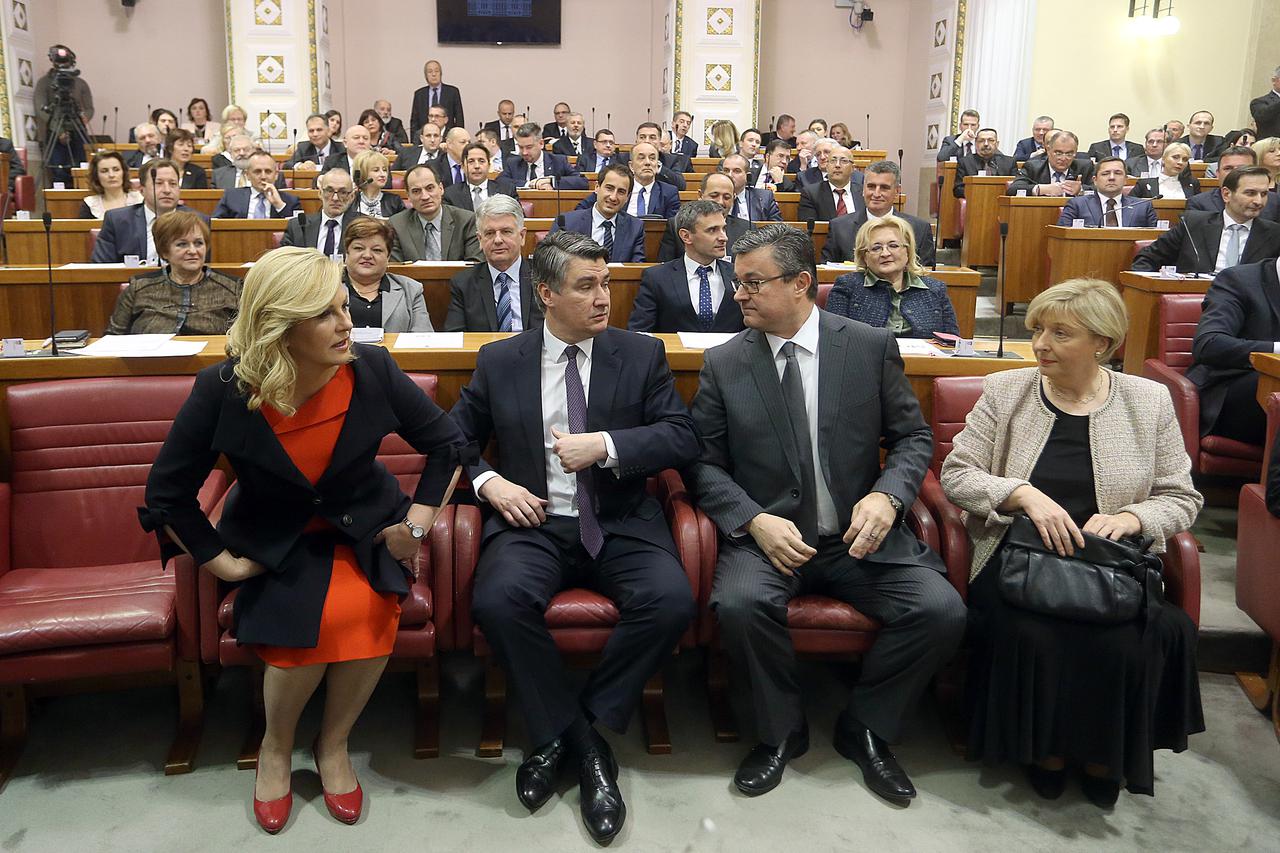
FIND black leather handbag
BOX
[996,516,1164,624]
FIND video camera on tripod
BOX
[39,44,93,187]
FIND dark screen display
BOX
[437,0,561,44]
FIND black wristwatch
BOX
[403,518,426,540]
[878,492,904,519]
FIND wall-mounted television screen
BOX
[437,0,562,45]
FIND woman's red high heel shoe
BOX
[313,737,363,824]
[253,765,293,834]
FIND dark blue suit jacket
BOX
[573,180,680,220]
[211,187,302,219]
[734,186,782,222]
[1012,136,1041,161]
[551,208,646,263]
[91,203,204,263]
[1187,188,1280,223]
[500,152,588,189]
[628,257,743,333]
[1056,194,1157,228]
[448,326,700,551]
[670,135,698,159]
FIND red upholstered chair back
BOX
[957,198,967,239]
[930,376,986,475]
[13,176,35,212]
[87,228,100,257]
[6,377,208,570]
[391,173,406,189]
[376,373,439,491]
[1131,239,1154,265]
[16,148,27,170]
[534,228,552,244]
[271,231,284,249]
[1156,293,1202,373]
[817,283,832,309]
[521,201,534,218]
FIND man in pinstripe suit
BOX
[686,224,965,804]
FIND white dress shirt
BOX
[1097,192,1125,227]
[488,256,524,331]
[417,148,434,165]
[763,306,839,534]
[471,327,619,515]
[829,184,856,218]
[590,206,620,247]
[1156,174,1186,199]
[565,135,584,155]
[467,179,490,206]
[629,179,658,217]
[683,253,725,316]
[1141,156,1161,178]
[734,190,752,221]
[248,188,270,218]
[143,205,158,265]
[1214,211,1252,272]
[314,212,344,254]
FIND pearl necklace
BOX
[1045,371,1104,405]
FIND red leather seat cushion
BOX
[545,589,619,628]
[0,563,174,655]
[787,595,880,633]
[1199,436,1264,461]
[1237,484,1280,641]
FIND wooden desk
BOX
[1118,271,1211,375]
[1046,225,1163,290]
[937,162,960,244]
[45,189,327,219]
[959,175,1011,268]
[0,335,1034,476]
[1251,353,1280,411]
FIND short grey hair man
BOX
[674,198,724,235]
[514,121,543,141]
[865,160,901,184]
[530,230,609,302]
[728,222,818,298]
[476,193,525,231]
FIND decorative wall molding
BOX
[2,0,38,147]
[923,0,961,154]
[225,0,323,150]
[671,0,760,149]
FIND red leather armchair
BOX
[1141,293,1264,479]
[197,373,455,766]
[453,471,702,757]
[0,377,229,789]
[1235,393,1280,742]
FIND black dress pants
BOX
[471,515,695,748]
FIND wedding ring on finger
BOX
[867,530,880,540]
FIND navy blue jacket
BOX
[551,208,646,262]
[824,272,959,339]
[629,257,743,333]
[212,187,302,219]
[500,152,588,189]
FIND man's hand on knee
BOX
[478,476,549,527]
[746,513,816,575]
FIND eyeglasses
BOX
[321,187,354,198]
[867,242,904,254]
[729,272,795,294]
[828,157,855,166]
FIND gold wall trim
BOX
[0,26,12,140]
[751,0,760,128]
[950,0,967,134]
[673,0,684,111]
[224,0,236,101]
[307,0,319,114]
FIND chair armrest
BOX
[452,503,482,651]
[695,506,719,646]
[173,552,200,660]
[918,473,971,600]
[0,482,9,578]
[1159,530,1201,628]
[427,505,455,651]
[1142,358,1200,464]
[906,497,940,555]
[655,468,689,510]
[196,487,232,665]
[665,485,702,649]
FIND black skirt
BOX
[965,564,1204,795]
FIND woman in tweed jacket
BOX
[940,279,1204,808]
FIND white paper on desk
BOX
[677,332,736,350]
[895,339,950,357]
[393,332,465,349]
[351,326,384,343]
[59,262,145,269]
[74,335,208,357]
[410,260,471,266]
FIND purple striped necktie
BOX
[563,344,603,557]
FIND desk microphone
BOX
[865,113,871,150]
[1182,217,1203,273]
[995,222,1013,359]
[897,148,903,171]
[100,115,108,144]
[42,212,61,357]
[112,107,119,144]
[591,106,596,136]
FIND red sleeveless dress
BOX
[257,365,400,667]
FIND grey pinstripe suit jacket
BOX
[687,308,940,568]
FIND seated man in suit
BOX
[92,159,191,264]
[1179,110,1224,162]
[752,139,798,193]
[630,199,742,333]
[623,142,678,218]
[686,223,965,802]
[936,108,981,162]
[1007,130,1094,196]
[450,231,699,843]
[427,105,451,132]
[388,164,482,262]
[211,133,256,190]
[657,172,748,262]
[1164,119,1185,143]
[551,112,593,158]
[617,123,689,191]
[1252,70,1280,139]
[410,59,464,136]
[541,102,571,141]
[280,168,360,254]
[125,123,162,168]
[482,99,517,143]
[502,122,588,190]
[738,128,765,163]
[1134,167,1280,273]
[762,114,796,149]
[1186,146,1280,221]
[393,121,443,171]
[1187,257,1280,446]
[322,124,371,175]
[575,128,617,173]
[1056,157,1156,228]
[443,143,518,212]
[286,113,344,169]
[721,153,783,223]
[823,160,935,267]
[374,99,408,145]
[1012,115,1054,161]
[787,131,820,183]
[554,164,645,263]
[436,126,473,188]
[445,194,543,332]
[797,147,863,222]
[1126,128,1168,178]
[1087,113,1144,162]
[670,110,699,159]
[953,127,1016,198]
[211,151,301,219]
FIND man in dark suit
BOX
[374,99,409,145]
[211,152,301,219]
[445,194,543,332]
[482,99,518,144]
[1188,258,1280,445]
[1126,128,1168,178]
[751,139,799,193]
[952,128,1016,198]
[1086,113,1144,162]
[620,142,679,218]
[321,125,372,176]
[124,123,162,169]
[761,114,796,150]
[1134,168,1280,274]
[450,231,699,843]
[1178,110,1224,162]
[1007,131,1095,196]
[393,122,444,172]
[670,110,699,159]
[823,161,935,266]
[541,102,571,141]
[0,135,24,190]
[1186,146,1280,222]
[554,164,646,263]
[387,164,482,263]
[410,59,464,137]
[551,112,593,158]
[716,153,781,223]
[936,108,981,162]
[1056,157,1156,228]
[92,160,193,264]
[502,122,588,190]
[615,123,690,191]
[286,113,344,168]
[629,199,742,333]
[657,173,748,262]
[1012,115,1055,161]
[434,127,474,189]
[443,143,518,212]
[280,169,360,255]
[575,129,618,173]
[687,224,965,802]
[786,130,820,181]
[797,147,863,222]
[1250,69,1280,139]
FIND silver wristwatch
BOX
[403,518,426,540]
[879,492,904,517]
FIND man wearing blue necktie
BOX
[1087,113,1142,162]
[211,151,300,219]
[1007,130,1094,197]
[410,59,464,136]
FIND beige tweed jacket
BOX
[940,367,1203,581]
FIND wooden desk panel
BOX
[1251,353,1280,412]
[959,176,1011,268]
[1046,225,1163,289]
[937,162,960,243]
[209,220,287,264]
[1118,271,1211,375]
[6,220,98,264]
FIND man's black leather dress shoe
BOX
[732,724,809,796]
[517,737,569,811]
[833,712,917,803]
[578,734,625,844]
